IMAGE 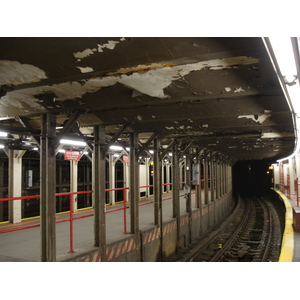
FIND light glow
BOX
[109,145,123,151]
[264,37,300,162]
[0,131,7,137]
[60,139,87,147]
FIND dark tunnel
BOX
[232,160,274,196]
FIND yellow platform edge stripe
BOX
[273,189,294,262]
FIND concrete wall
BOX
[66,190,234,262]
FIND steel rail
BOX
[209,196,252,262]
[260,199,273,262]
[178,195,242,262]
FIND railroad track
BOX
[178,192,283,262]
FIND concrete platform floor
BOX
[0,190,206,262]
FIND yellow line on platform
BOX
[274,190,294,262]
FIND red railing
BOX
[0,182,197,253]
[296,178,300,207]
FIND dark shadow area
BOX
[232,160,273,196]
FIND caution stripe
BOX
[106,237,136,261]
[143,227,160,244]
[274,190,294,262]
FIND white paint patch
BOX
[0,55,260,116]
[0,60,47,86]
[98,40,120,52]
[73,48,97,59]
[76,66,94,73]
[0,89,47,115]
[111,56,259,98]
[238,114,271,124]
[73,38,125,61]
[0,77,119,117]
[234,87,246,93]
[261,132,287,138]
[118,67,180,99]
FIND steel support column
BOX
[196,151,202,208]
[204,152,209,205]
[215,158,220,200]
[109,154,115,205]
[93,125,106,261]
[185,150,192,245]
[210,157,215,202]
[40,114,57,262]
[172,142,180,252]
[185,152,191,214]
[154,137,162,226]
[153,137,163,260]
[70,160,78,212]
[8,149,25,223]
[129,132,140,260]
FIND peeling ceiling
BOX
[0,37,295,163]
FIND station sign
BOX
[122,155,129,163]
[192,164,200,185]
[64,150,81,161]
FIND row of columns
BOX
[3,115,232,261]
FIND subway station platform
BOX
[1,188,299,262]
[0,190,201,262]
[274,189,300,262]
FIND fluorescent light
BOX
[0,145,4,149]
[58,149,65,153]
[60,139,87,146]
[269,37,297,83]
[263,37,300,162]
[32,147,38,151]
[0,132,7,137]
[149,150,154,154]
[109,145,123,151]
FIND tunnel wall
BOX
[66,190,234,262]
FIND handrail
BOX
[0,182,192,253]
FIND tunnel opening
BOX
[232,160,273,196]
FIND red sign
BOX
[64,150,80,161]
[122,155,129,163]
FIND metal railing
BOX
[0,182,197,253]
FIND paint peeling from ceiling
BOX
[0,60,47,86]
[234,87,246,93]
[0,55,261,117]
[73,38,126,61]
[116,56,259,99]
[76,66,94,73]
[261,132,293,138]
[238,114,271,124]
[0,89,47,114]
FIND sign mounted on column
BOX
[192,164,200,185]
[64,150,80,161]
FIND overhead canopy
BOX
[0,37,295,163]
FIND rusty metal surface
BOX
[0,37,295,162]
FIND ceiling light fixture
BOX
[60,139,87,147]
[263,37,300,162]
[109,145,123,151]
[0,131,8,137]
